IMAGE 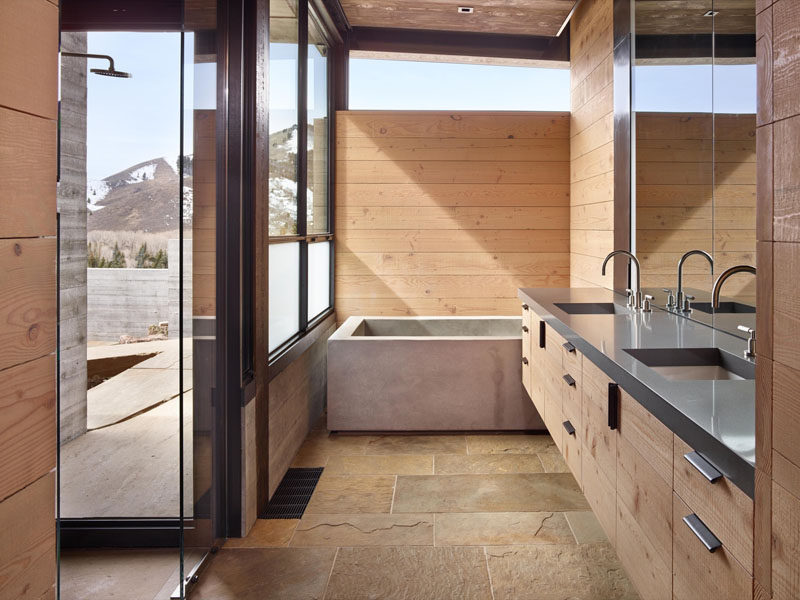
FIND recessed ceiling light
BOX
[457,6,474,14]
[703,10,719,17]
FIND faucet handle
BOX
[643,294,654,312]
[738,325,756,358]
[625,288,634,307]
[662,288,676,309]
[682,294,695,312]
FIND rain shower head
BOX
[61,52,132,78]
[90,67,132,78]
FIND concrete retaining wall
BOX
[87,238,192,341]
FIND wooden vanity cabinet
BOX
[516,308,755,600]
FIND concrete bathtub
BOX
[327,316,544,432]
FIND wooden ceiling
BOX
[339,0,577,37]
[635,0,755,36]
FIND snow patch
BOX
[126,163,158,184]
[88,179,111,204]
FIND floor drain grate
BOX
[262,467,324,519]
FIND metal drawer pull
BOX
[539,321,546,348]
[522,325,529,333]
[522,304,529,311]
[562,341,576,353]
[522,357,529,365]
[683,513,722,553]
[685,451,723,483]
[562,374,576,387]
[608,382,619,430]
[562,420,576,436]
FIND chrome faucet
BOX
[602,250,642,310]
[712,265,756,308]
[677,250,713,312]
[712,265,757,358]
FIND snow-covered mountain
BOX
[87,157,192,232]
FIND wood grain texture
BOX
[772,360,800,468]
[0,0,58,120]
[771,480,800,600]
[581,358,616,484]
[268,325,334,498]
[569,0,615,288]
[636,113,756,298]
[0,107,56,239]
[0,355,56,503]
[618,388,673,485]
[672,492,753,600]
[673,436,754,573]
[0,472,55,600]
[339,0,575,36]
[0,239,57,372]
[335,111,570,321]
[192,109,216,316]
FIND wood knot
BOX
[14,243,22,256]
[379,127,387,134]
[27,323,40,341]
[450,114,462,121]
[507,134,514,139]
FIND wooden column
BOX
[754,2,800,599]
[0,0,59,598]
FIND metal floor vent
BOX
[262,467,324,519]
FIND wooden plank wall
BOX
[0,0,58,598]
[569,0,616,288]
[636,112,757,299]
[334,110,571,320]
[754,2,800,599]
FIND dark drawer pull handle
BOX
[562,374,576,387]
[562,420,576,436]
[683,513,722,553]
[608,382,619,430]
[562,341,576,353]
[539,321,546,349]
[685,451,723,483]
[522,325,529,333]
[522,304,529,311]
[522,357,529,365]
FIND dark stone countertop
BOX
[518,287,756,498]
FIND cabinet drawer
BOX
[617,434,672,587]
[582,370,616,484]
[673,436,754,574]
[672,493,753,600]
[561,366,581,427]
[618,388,672,485]
[542,362,564,452]
[561,337,582,385]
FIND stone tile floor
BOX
[193,426,640,600]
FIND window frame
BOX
[268,0,337,365]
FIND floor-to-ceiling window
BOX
[268,0,334,356]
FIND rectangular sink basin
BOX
[554,302,630,315]
[690,301,756,315]
[622,347,755,381]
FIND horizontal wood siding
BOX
[570,0,615,288]
[335,111,570,320]
[636,113,756,298]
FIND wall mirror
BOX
[631,0,756,339]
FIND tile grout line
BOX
[321,546,340,600]
[483,546,497,600]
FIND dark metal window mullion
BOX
[327,32,335,311]
[297,0,309,332]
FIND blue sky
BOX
[82,32,756,181]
